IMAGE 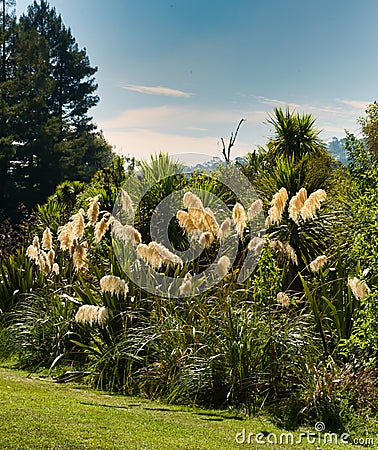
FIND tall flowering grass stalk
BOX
[247,199,263,221]
[120,189,134,217]
[42,228,53,251]
[137,241,183,270]
[183,191,204,210]
[288,188,307,224]
[266,187,288,226]
[218,218,232,240]
[112,220,141,245]
[309,255,328,273]
[71,210,85,240]
[300,189,326,221]
[75,305,109,327]
[348,277,371,300]
[100,275,129,297]
[216,255,231,279]
[87,195,100,225]
[232,203,247,237]
[26,231,58,276]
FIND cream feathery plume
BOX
[47,249,55,267]
[176,210,197,235]
[179,273,193,296]
[39,251,51,275]
[87,196,100,225]
[309,255,328,273]
[187,207,205,230]
[183,192,203,210]
[57,222,75,252]
[285,243,298,265]
[112,220,141,245]
[37,253,46,273]
[26,245,39,263]
[232,203,247,237]
[120,189,134,217]
[100,275,129,297]
[137,242,183,270]
[247,199,263,221]
[137,243,159,269]
[152,241,183,268]
[97,306,110,327]
[33,236,40,252]
[248,236,265,254]
[216,255,231,279]
[300,189,326,221]
[73,241,88,271]
[42,228,53,251]
[199,231,214,248]
[75,305,107,327]
[277,292,290,307]
[94,217,110,243]
[348,277,371,300]
[203,208,219,236]
[266,187,288,226]
[218,218,232,240]
[52,262,60,276]
[71,210,85,240]
[288,188,307,224]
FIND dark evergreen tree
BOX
[20,0,99,135]
[0,0,113,217]
[0,0,16,213]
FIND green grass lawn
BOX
[0,367,375,449]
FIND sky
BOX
[16,0,378,160]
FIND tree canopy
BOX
[0,0,114,220]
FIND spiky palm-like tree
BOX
[267,107,325,161]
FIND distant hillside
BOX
[182,138,348,171]
[327,137,348,164]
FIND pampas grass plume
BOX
[348,277,371,300]
[94,217,109,243]
[309,255,328,273]
[277,292,290,307]
[288,188,307,224]
[300,189,326,221]
[266,187,288,226]
[199,231,214,248]
[183,192,203,210]
[87,196,100,225]
[232,203,247,237]
[247,199,263,221]
[100,275,129,297]
[216,255,231,278]
[42,228,53,250]
[26,245,39,263]
[120,189,134,217]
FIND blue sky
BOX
[16,0,378,159]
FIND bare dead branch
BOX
[221,118,246,162]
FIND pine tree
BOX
[0,0,112,216]
[20,0,99,135]
[0,0,16,212]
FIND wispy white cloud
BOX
[337,99,370,110]
[121,83,195,98]
[99,105,266,132]
[103,128,256,161]
[98,106,266,159]
[250,94,342,115]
